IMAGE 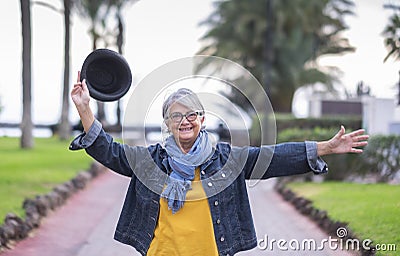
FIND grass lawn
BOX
[287,182,400,255]
[0,137,92,222]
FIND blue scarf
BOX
[162,130,214,214]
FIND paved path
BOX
[1,170,356,256]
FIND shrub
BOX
[249,113,362,146]
[362,135,400,182]
[274,113,362,133]
[249,114,400,183]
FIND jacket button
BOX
[214,200,219,206]
[221,173,226,178]
[201,170,205,175]
[208,182,213,187]
[216,219,221,224]
[220,236,225,242]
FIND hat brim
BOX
[80,48,132,102]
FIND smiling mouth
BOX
[179,127,193,132]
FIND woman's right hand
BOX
[71,71,90,109]
[71,71,95,132]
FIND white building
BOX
[292,86,400,135]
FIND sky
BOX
[0,0,398,127]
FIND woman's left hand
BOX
[317,126,369,156]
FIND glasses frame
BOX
[167,110,204,123]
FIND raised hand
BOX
[70,71,94,132]
[317,126,369,156]
[71,71,90,108]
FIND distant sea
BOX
[0,127,53,138]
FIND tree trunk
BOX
[91,35,107,125]
[59,0,72,140]
[263,0,273,98]
[116,13,124,128]
[270,88,295,113]
[20,0,34,149]
[262,0,274,144]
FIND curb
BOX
[274,180,376,256]
[0,161,106,252]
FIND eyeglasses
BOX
[167,111,204,123]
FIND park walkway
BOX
[1,169,356,256]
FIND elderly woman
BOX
[70,72,368,256]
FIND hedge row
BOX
[275,114,362,132]
[249,113,362,146]
[276,127,400,183]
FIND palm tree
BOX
[106,0,138,128]
[383,2,400,62]
[198,0,355,112]
[20,0,34,149]
[383,1,400,104]
[59,0,72,140]
[32,0,72,140]
[76,0,111,125]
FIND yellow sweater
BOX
[147,168,219,256]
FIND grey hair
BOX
[162,88,205,119]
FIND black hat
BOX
[80,48,132,102]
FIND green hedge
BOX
[276,127,400,183]
[362,135,400,182]
[249,113,362,146]
[275,113,362,132]
[251,114,400,182]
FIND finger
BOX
[333,125,345,139]
[354,135,369,141]
[351,148,363,154]
[348,129,366,137]
[82,79,88,91]
[71,85,82,94]
[353,141,368,147]
[72,83,81,90]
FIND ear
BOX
[200,116,205,125]
[163,119,171,132]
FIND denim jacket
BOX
[70,120,328,256]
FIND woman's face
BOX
[166,102,204,150]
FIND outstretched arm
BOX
[317,126,369,156]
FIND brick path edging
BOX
[0,162,106,252]
[274,180,375,256]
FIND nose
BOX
[180,116,191,125]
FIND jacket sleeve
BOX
[69,119,137,177]
[242,141,328,180]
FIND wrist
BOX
[78,106,95,132]
[317,141,331,156]
[75,101,90,111]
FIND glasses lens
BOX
[186,112,198,121]
[170,112,183,123]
